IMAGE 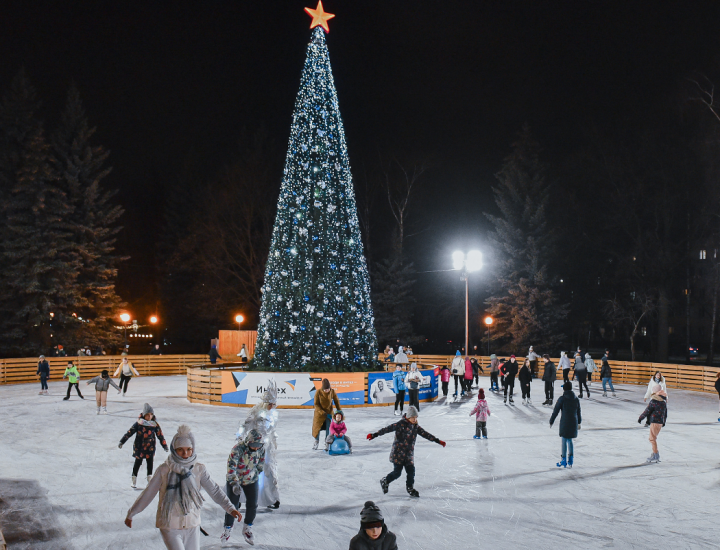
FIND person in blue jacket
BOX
[392,365,406,416]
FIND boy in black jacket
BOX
[349,501,398,550]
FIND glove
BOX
[439,440,446,447]
[366,433,373,440]
[232,483,243,496]
[118,443,123,449]
[637,419,641,424]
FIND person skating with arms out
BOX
[549,382,582,468]
[125,424,241,550]
[119,403,169,488]
[349,501,398,550]
[638,384,667,463]
[86,369,121,414]
[367,405,445,498]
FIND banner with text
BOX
[367,367,438,404]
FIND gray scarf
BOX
[160,428,204,523]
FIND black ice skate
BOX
[407,485,419,497]
[380,477,389,494]
[268,501,280,509]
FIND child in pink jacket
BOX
[469,389,491,439]
[325,410,353,452]
[439,366,451,397]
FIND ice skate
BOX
[556,457,567,468]
[220,526,232,543]
[102,407,108,414]
[612,392,616,397]
[63,396,69,400]
[483,435,488,439]
[380,477,389,494]
[504,396,507,405]
[242,524,254,546]
[39,390,44,395]
[394,410,400,416]
[656,453,661,462]
[522,397,527,405]
[509,396,514,406]
[312,439,319,450]
[147,474,152,483]
[96,406,101,415]
[602,391,607,397]
[406,485,419,498]
[568,456,573,468]
[473,435,482,439]
[527,398,532,405]
[646,453,658,463]
[268,500,280,509]
[131,476,137,488]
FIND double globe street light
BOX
[452,250,483,357]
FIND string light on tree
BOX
[253,4,377,371]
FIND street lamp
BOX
[120,313,131,347]
[150,315,158,324]
[235,314,244,330]
[452,250,483,357]
[484,316,493,355]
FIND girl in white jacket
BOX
[125,425,241,550]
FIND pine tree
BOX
[253,26,377,371]
[485,126,567,352]
[0,71,76,353]
[51,84,125,350]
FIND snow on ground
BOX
[0,376,719,549]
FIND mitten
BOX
[366,433,373,440]
[439,440,446,447]
[637,419,641,424]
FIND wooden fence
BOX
[0,355,208,385]
[380,355,720,394]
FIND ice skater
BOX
[405,363,423,410]
[392,364,406,415]
[600,350,616,397]
[313,378,341,450]
[575,352,589,398]
[489,354,500,392]
[125,424,241,550]
[368,405,445,498]
[451,351,465,396]
[349,501,398,550]
[326,410,352,452]
[237,380,281,509]
[36,355,50,395]
[119,403,168,488]
[470,389,491,439]
[114,355,139,396]
[585,352,595,385]
[642,371,667,427]
[470,357,483,388]
[559,351,571,384]
[439,364,451,398]
[501,355,518,405]
[463,356,474,395]
[221,428,265,545]
[62,361,83,400]
[549,382,581,468]
[519,358,532,405]
[541,354,556,406]
[86,369,121,414]
[638,384,667,463]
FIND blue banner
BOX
[368,368,437,404]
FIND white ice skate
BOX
[96,407,101,415]
[527,398,532,405]
[312,439,319,450]
[394,410,400,416]
[102,407,108,414]
[242,524,254,546]
[220,526,232,544]
[147,475,152,483]
[131,476,137,489]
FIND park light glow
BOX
[235,314,244,324]
[452,251,465,270]
[484,316,493,326]
[466,250,483,272]
[150,316,158,324]
[120,313,130,323]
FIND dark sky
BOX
[2,0,719,328]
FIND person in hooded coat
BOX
[312,379,341,450]
[348,501,398,550]
[489,354,500,392]
[574,352,589,398]
[549,382,582,468]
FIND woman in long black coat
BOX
[549,382,581,468]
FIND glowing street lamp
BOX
[120,313,131,346]
[150,315,158,324]
[235,314,244,332]
[452,250,483,356]
[484,316,493,355]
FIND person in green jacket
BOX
[63,361,84,401]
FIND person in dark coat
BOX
[119,403,169,488]
[367,406,445,498]
[470,357,483,388]
[209,345,222,365]
[549,382,582,468]
[501,355,519,405]
[348,501,398,550]
[541,354,557,406]
[518,358,533,405]
[600,350,616,397]
[36,355,50,395]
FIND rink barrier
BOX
[0,355,208,386]
[187,365,441,408]
[379,355,720,394]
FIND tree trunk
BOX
[630,330,636,361]
[657,288,669,362]
[708,264,719,366]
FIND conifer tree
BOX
[485,126,568,351]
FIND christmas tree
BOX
[253,4,378,371]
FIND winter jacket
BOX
[451,356,465,376]
[392,370,406,392]
[490,357,500,373]
[528,350,539,361]
[36,360,50,378]
[63,365,80,383]
[395,352,409,363]
[439,367,451,383]
[600,356,612,378]
[574,355,586,371]
[550,390,582,439]
[518,365,532,384]
[464,359,474,380]
[639,395,667,426]
[542,361,557,382]
[501,360,518,379]
[470,399,491,421]
[120,416,168,460]
[470,359,483,376]
[405,370,423,390]
[644,377,667,401]
[209,347,222,364]
[585,357,596,372]
[371,416,441,465]
[559,355,571,370]
[226,440,265,487]
[126,460,236,530]
[330,420,347,437]
[348,524,399,550]
[86,375,120,392]
[150,346,162,355]
[312,389,341,438]
[114,362,139,377]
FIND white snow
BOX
[1,376,719,549]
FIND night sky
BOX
[2,0,719,337]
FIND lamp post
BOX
[484,316,493,355]
[235,314,244,331]
[120,313,131,347]
[452,250,483,357]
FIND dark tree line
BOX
[0,71,125,355]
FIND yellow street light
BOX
[120,313,131,323]
[484,316,493,326]
[235,314,244,324]
[150,315,158,324]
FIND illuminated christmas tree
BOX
[253,3,378,371]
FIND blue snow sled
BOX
[328,436,350,456]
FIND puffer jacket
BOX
[330,420,347,436]
[600,358,612,379]
[518,365,532,384]
[470,399,490,421]
[227,440,265,487]
[464,359,473,380]
[440,367,451,383]
[639,395,667,426]
[451,356,465,376]
[36,360,50,377]
[120,416,168,459]
[585,357,596,372]
[349,524,399,550]
[392,370,406,392]
[86,375,120,392]
[542,361,557,382]
[371,416,441,465]
[550,390,582,439]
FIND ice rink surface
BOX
[1,375,719,549]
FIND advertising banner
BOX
[220,371,365,407]
[367,367,438,404]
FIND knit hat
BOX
[510,354,516,359]
[360,501,384,530]
[478,389,485,399]
[651,383,662,394]
[142,403,154,416]
[101,370,109,378]
[333,410,345,421]
[406,405,419,418]
[490,354,497,359]
[563,382,572,391]
[172,424,195,450]
[585,353,592,359]
[39,355,45,359]
[455,350,461,356]
[244,428,264,448]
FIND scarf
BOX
[160,447,203,523]
[138,418,157,428]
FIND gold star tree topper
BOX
[305,1,335,33]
